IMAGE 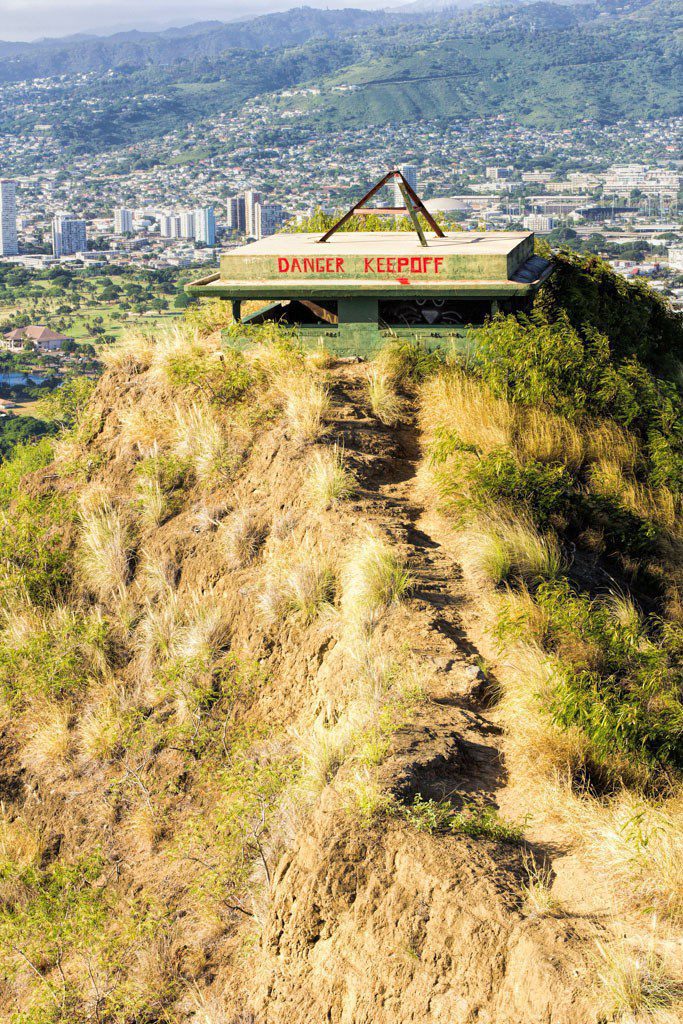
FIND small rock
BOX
[431,655,455,673]
[464,663,486,682]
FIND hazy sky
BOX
[0,0,393,42]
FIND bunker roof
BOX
[188,230,553,301]
[227,231,530,258]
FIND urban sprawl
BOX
[0,100,682,306]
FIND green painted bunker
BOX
[187,176,553,356]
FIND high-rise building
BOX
[391,165,418,206]
[180,210,195,240]
[52,214,87,257]
[114,207,133,234]
[522,213,556,233]
[227,195,247,234]
[255,202,285,240]
[160,215,181,239]
[244,190,262,238]
[0,180,19,257]
[194,206,216,246]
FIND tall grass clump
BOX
[596,938,683,1021]
[470,517,565,586]
[78,504,131,602]
[259,540,335,625]
[341,534,412,633]
[172,401,230,482]
[305,444,356,511]
[367,367,403,426]
[283,374,330,443]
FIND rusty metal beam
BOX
[400,173,445,238]
[298,299,338,325]
[318,171,396,243]
[396,178,427,248]
[317,169,445,245]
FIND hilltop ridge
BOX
[0,253,682,1020]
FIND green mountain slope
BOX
[0,0,680,155]
[293,1,682,127]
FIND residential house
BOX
[2,325,72,352]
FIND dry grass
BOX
[295,712,362,798]
[0,811,42,869]
[306,343,334,370]
[596,937,683,1022]
[283,375,330,443]
[78,504,131,602]
[305,445,356,511]
[420,371,513,453]
[136,473,170,529]
[589,459,680,531]
[466,517,565,586]
[119,404,173,457]
[103,329,156,374]
[147,323,213,387]
[367,367,404,426]
[498,643,594,786]
[217,509,263,568]
[343,767,394,823]
[521,851,559,918]
[582,794,683,924]
[341,533,412,633]
[586,420,639,473]
[78,691,127,762]
[135,595,180,675]
[515,407,584,471]
[20,701,71,776]
[172,589,230,662]
[259,540,335,625]
[172,402,229,482]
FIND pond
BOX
[0,373,49,386]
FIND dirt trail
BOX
[326,366,511,814]
[250,366,604,1024]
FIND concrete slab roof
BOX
[232,231,533,258]
[187,230,552,301]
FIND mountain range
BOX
[0,0,680,153]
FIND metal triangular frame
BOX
[317,169,445,247]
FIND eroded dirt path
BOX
[325,366,509,813]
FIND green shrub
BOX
[401,795,524,842]
[0,853,107,981]
[537,251,683,371]
[0,607,111,702]
[475,310,683,497]
[376,338,443,385]
[530,581,683,774]
[402,794,454,833]
[450,805,524,844]
[166,347,253,406]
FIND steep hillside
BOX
[0,263,682,1021]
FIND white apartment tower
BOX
[160,215,181,239]
[114,207,134,234]
[194,206,216,246]
[0,180,19,257]
[52,214,87,257]
[180,210,195,240]
[391,165,418,206]
[244,190,262,238]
